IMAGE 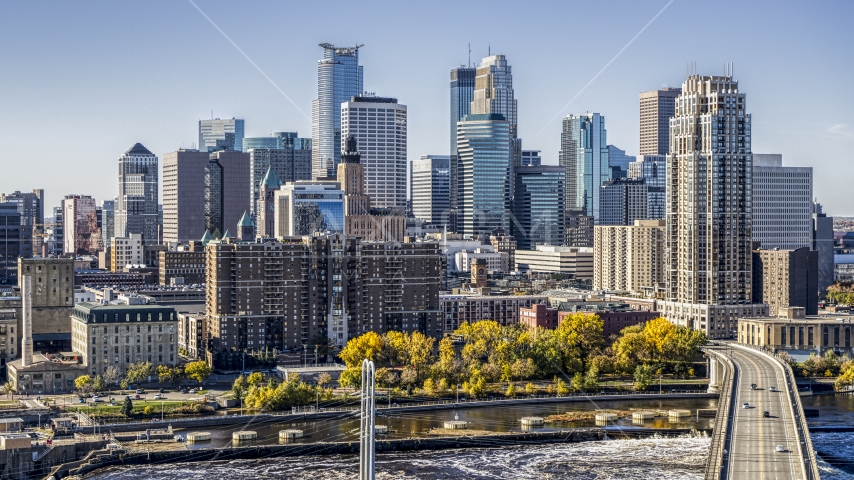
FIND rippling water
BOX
[88,435,712,480]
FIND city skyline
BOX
[1,1,852,215]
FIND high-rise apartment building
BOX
[0,203,27,285]
[449,65,476,229]
[51,206,63,256]
[639,88,681,155]
[204,150,250,238]
[199,118,244,153]
[410,155,450,225]
[115,143,158,243]
[752,247,818,316]
[628,155,666,220]
[559,113,610,220]
[456,114,511,236]
[205,235,441,366]
[659,74,767,338]
[593,220,665,295]
[109,233,144,272]
[162,149,209,244]
[62,195,101,255]
[511,165,566,250]
[312,43,364,179]
[340,96,407,209]
[273,182,345,237]
[599,178,648,226]
[751,154,812,250]
[812,201,834,296]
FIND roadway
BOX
[724,347,806,480]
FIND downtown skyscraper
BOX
[115,143,158,244]
[199,118,245,153]
[470,55,520,166]
[449,65,476,230]
[312,43,364,179]
[659,73,766,338]
[559,113,610,220]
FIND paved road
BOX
[725,347,805,480]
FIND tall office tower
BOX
[257,167,281,238]
[449,66,477,231]
[559,113,610,221]
[0,203,27,284]
[61,195,101,255]
[162,149,209,243]
[812,200,834,296]
[599,178,648,226]
[51,206,63,256]
[243,131,312,153]
[1,189,44,255]
[340,96,407,209]
[659,74,767,338]
[203,150,251,238]
[606,145,635,178]
[520,150,542,167]
[199,118,245,152]
[100,200,114,248]
[312,43,364,179]
[751,154,813,250]
[410,155,450,225]
[593,220,666,295]
[273,182,345,237]
[512,165,566,250]
[456,114,512,236]
[752,247,818,316]
[470,55,520,164]
[337,135,370,216]
[639,88,681,155]
[248,145,313,219]
[627,155,666,220]
[115,143,158,243]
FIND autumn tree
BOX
[74,375,93,395]
[122,361,153,388]
[156,364,183,387]
[339,331,384,368]
[184,360,212,385]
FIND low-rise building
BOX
[0,309,15,367]
[514,245,593,280]
[659,301,768,340]
[738,306,854,356]
[70,301,178,376]
[6,352,87,395]
[520,303,559,331]
[177,310,206,359]
[440,294,547,332]
[110,233,144,272]
[454,249,506,273]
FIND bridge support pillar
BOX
[707,356,723,394]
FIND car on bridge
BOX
[769,386,776,392]
[763,411,770,417]
[776,445,787,452]
[742,402,750,409]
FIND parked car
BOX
[92,395,101,402]
[77,398,85,404]
[158,388,165,393]
[189,389,196,394]
[134,394,141,400]
[136,389,143,394]
[154,393,163,399]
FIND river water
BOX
[86,395,854,479]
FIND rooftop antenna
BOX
[468,42,471,68]
[488,43,491,56]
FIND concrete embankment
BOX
[51,428,710,479]
[76,392,717,434]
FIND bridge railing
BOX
[732,343,821,480]
[703,347,736,480]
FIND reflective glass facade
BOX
[512,166,566,250]
[312,44,364,179]
[199,118,244,153]
[559,114,610,220]
[449,66,476,224]
[628,155,666,220]
[204,159,223,236]
[456,114,511,236]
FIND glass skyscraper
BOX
[512,165,566,250]
[273,182,345,236]
[449,66,476,231]
[559,113,610,220]
[606,145,635,178]
[312,43,364,179]
[628,155,666,220]
[456,113,511,236]
[199,118,244,152]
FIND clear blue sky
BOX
[1,0,852,215]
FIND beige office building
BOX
[593,220,665,295]
[639,88,681,155]
[514,245,593,280]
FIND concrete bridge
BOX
[704,343,821,480]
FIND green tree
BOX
[1,381,15,399]
[231,375,250,408]
[184,360,212,385]
[338,367,362,390]
[583,367,599,392]
[121,396,133,417]
[634,364,655,391]
[156,364,183,387]
[571,372,585,392]
[124,361,153,388]
[505,383,516,397]
[555,378,569,396]
[92,375,107,393]
[511,358,536,382]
